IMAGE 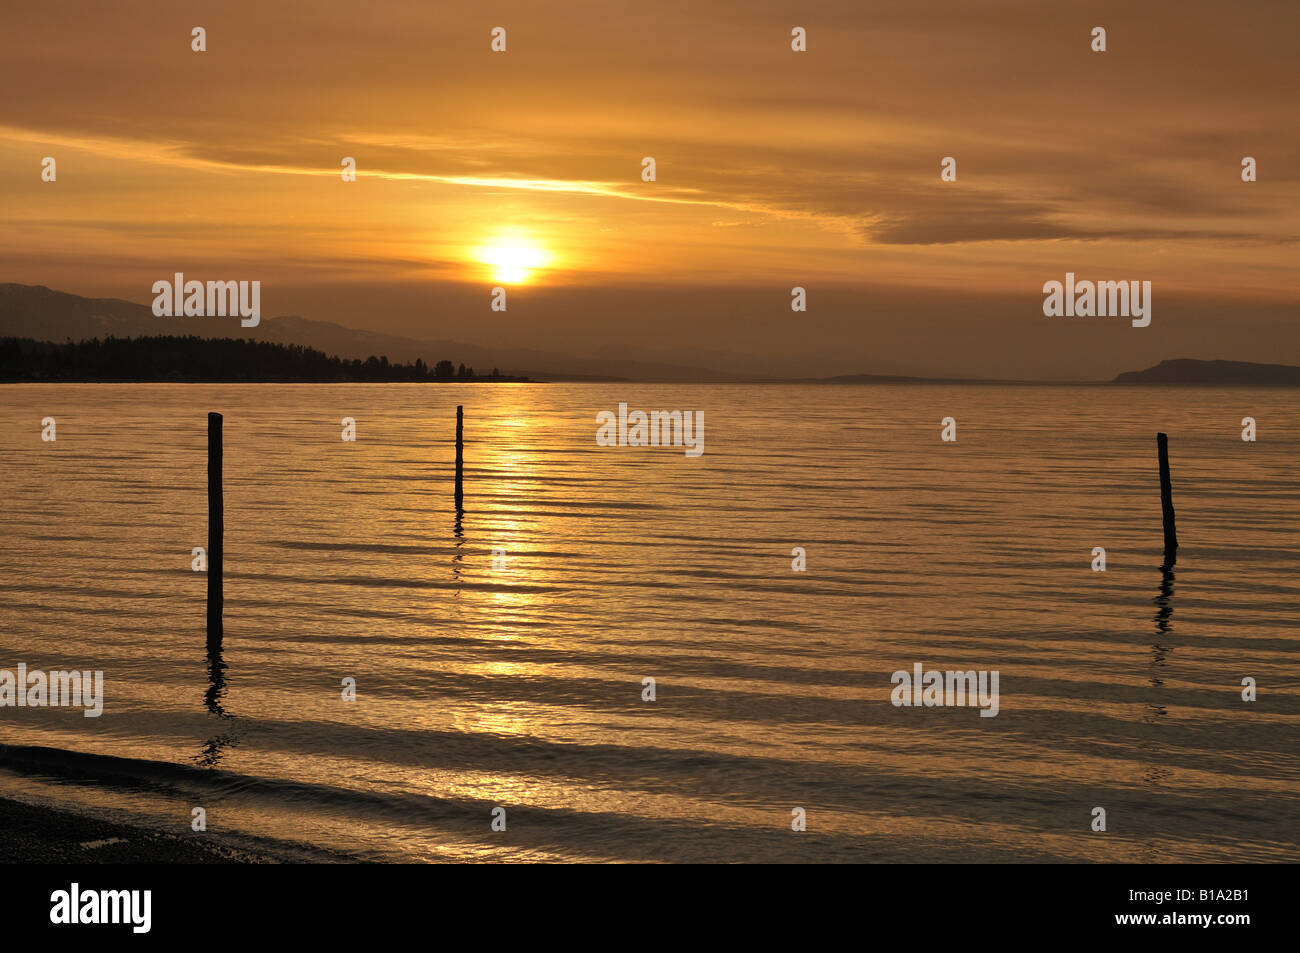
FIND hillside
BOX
[1113,359,1300,385]
[0,284,727,382]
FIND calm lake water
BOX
[0,383,1296,862]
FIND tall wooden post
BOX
[208,412,223,640]
[455,405,464,511]
[1156,432,1177,564]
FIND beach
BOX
[0,795,292,863]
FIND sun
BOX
[472,235,551,284]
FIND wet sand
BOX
[0,796,349,863]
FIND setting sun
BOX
[472,236,551,284]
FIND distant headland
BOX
[1112,359,1300,386]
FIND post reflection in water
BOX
[452,507,465,586]
[1141,558,1179,854]
[198,627,239,768]
[1146,561,1176,722]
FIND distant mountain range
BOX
[3,284,1299,385]
[0,284,727,382]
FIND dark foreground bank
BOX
[0,796,349,863]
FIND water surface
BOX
[0,383,1296,862]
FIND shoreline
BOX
[0,795,351,864]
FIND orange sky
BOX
[2,0,1297,378]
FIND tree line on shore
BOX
[0,336,527,382]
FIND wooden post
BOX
[208,412,223,640]
[455,405,464,510]
[1157,432,1177,564]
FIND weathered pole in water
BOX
[455,405,464,511]
[1156,432,1178,564]
[208,412,224,640]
